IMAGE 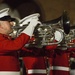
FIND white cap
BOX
[0,8,9,18]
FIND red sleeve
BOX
[45,44,57,50]
[68,48,75,51]
[44,39,58,50]
[20,47,44,57]
[0,33,30,52]
[70,51,75,58]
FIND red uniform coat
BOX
[51,38,75,75]
[0,33,30,75]
[21,44,57,75]
[52,49,70,75]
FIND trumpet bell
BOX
[43,11,70,34]
[62,11,70,34]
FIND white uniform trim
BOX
[51,66,70,71]
[0,71,20,75]
[28,69,47,74]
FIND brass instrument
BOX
[66,26,75,48]
[43,11,70,34]
[12,12,70,48]
[56,25,75,50]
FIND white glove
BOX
[21,18,41,37]
[19,13,40,26]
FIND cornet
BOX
[57,25,75,49]
[65,26,75,48]
[12,12,70,48]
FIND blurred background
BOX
[1,0,75,24]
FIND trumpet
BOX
[12,12,70,47]
[65,26,75,48]
[57,25,75,49]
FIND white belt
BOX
[51,66,70,71]
[28,69,47,74]
[0,71,20,75]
